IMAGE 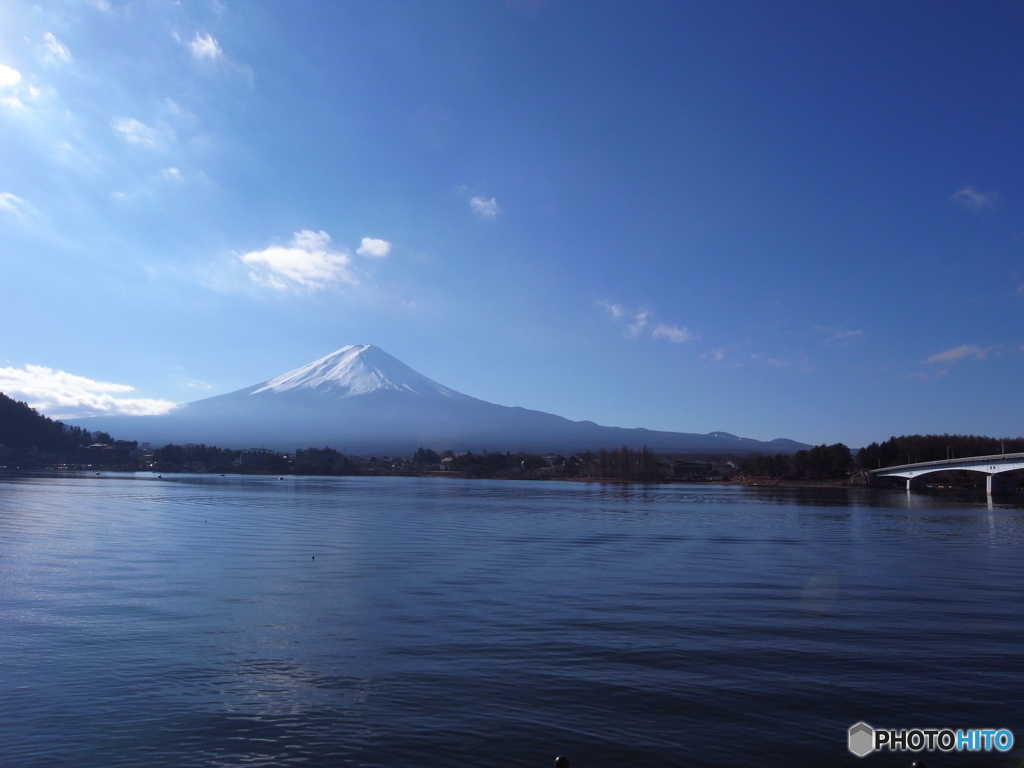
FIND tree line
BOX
[858,434,1024,469]
[151,444,244,472]
[415,445,675,481]
[738,443,853,480]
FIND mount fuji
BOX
[74,344,809,455]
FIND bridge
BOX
[870,452,1024,494]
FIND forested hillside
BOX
[0,392,103,452]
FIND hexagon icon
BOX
[848,722,875,757]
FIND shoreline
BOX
[1,466,992,493]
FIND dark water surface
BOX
[1,474,1022,767]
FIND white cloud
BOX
[175,31,252,83]
[42,32,72,64]
[651,323,694,343]
[470,196,501,219]
[189,33,223,61]
[0,364,177,419]
[949,186,996,211]
[356,237,391,258]
[161,167,183,181]
[113,117,173,149]
[0,64,40,110]
[924,344,994,364]
[0,192,37,222]
[239,230,356,291]
[600,301,693,343]
[0,64,21,88]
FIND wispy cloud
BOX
[910,344,1001,384]
[815,325,863,345]
[0,192,39,222]
[906,369,948,383]
[41,32,72,64]
[0,364,177,419]
[702,348,726,362]
[749,352,814,372]
[188,33,223,61]
[949,186,997,211]
[113,117,174,149]
[177,30,252,83]
[751,353,789,367]
[239,230,356,292]
[356,237,391,258]
[627,310,651,337]
[470,196,501,219]
[599,301,627,320]
[600,301,648,337]
[924,344,995,364]
[599,301,694,343]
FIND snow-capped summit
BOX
[252,344,469,399]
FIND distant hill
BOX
[72,344,812,455]
[0,392,98,452]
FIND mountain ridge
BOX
[72,344,811,455]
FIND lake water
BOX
[1,474,1022,767]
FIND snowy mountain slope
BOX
[251,344,472,399]
[73,345,809,454]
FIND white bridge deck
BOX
[870,452,1024,494]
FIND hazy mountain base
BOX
[74,389,807,456]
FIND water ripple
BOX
[1,474,1022,766]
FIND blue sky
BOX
[1,0,1023,448]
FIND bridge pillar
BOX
[986,474,1016,496]
[906,477,927,491]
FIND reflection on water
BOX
[0,474,1022,767]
